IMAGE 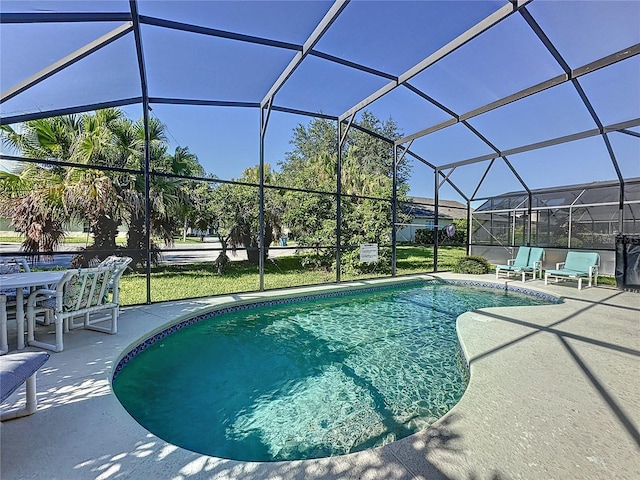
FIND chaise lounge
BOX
[495,246,545,282]
[544,251,600,290]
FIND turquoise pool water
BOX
[113,282,554,461]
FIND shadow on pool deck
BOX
[1,273,639,479]
[462,288,640,450]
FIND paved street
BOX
[0,240,298,269]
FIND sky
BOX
[1,0,639,205]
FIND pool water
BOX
[113,282,554,461]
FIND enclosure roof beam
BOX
[0,22,133,104]
[140,15,301,52]
[398,73,566,145]
[344,121,391,144]
[149,97,341,121]
[401,148,469,202]
[398,0,529,85]
[144,11,400,88]
[310,50,396,80]
[0,9,428,95]
[438,118,640,171]
[0,12,131,23]
[604,119,640,133]
[519,7,570,73]
[339,0,530,122]
[619,129,640,139]
[501,156,531,195]
[471,159,495,200]
[150,98,259,108]
[344,120,456,195]
[0,97,340,126]
[396,140,413,166]
[521,4,626,203]
[461,119,531,194]
[396,42,639,146]
[403,83,458,119]
[271,106,338,121]
[0,97,142,126]
[260,0,349,108]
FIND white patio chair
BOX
[0,257,31,306]
[25,264,124,352]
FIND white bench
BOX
[1,351,50,420]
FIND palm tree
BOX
[0,165,66,254]
[163,146,205,242]
[1,118,81,252]
[1,109,206,268]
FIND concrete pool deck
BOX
[1,273,639,479]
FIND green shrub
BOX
[453,255,491,274]
[557,237,583,248]
[414,228,431,244]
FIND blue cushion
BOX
[497,246,543,271]
[0,352,50,402]
[529,247,545,263]
[0,288,30,301]
[564,252,599,273]
[545,268,588,277]
[496,264,533,272]
[511,247,531,268]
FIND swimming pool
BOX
[113,280,557,462]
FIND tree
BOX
[0,109,206,269]
[1,110,133,251]
[277,111,411,273]
[166,146,206,242]
[208,165,282,267]
[0,165,66,254]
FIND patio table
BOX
[0,271,65,354]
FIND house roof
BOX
[402,197,468,220]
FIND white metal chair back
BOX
[97,256,132,304]
[0,257,32,304]
[0,257,30,275]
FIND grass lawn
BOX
[119,245,467,305]
[120,256,335,305]
[113,245,617,305]
[395,245,465,274]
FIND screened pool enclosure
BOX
[472,177,640,274]
[1,0,638,304]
